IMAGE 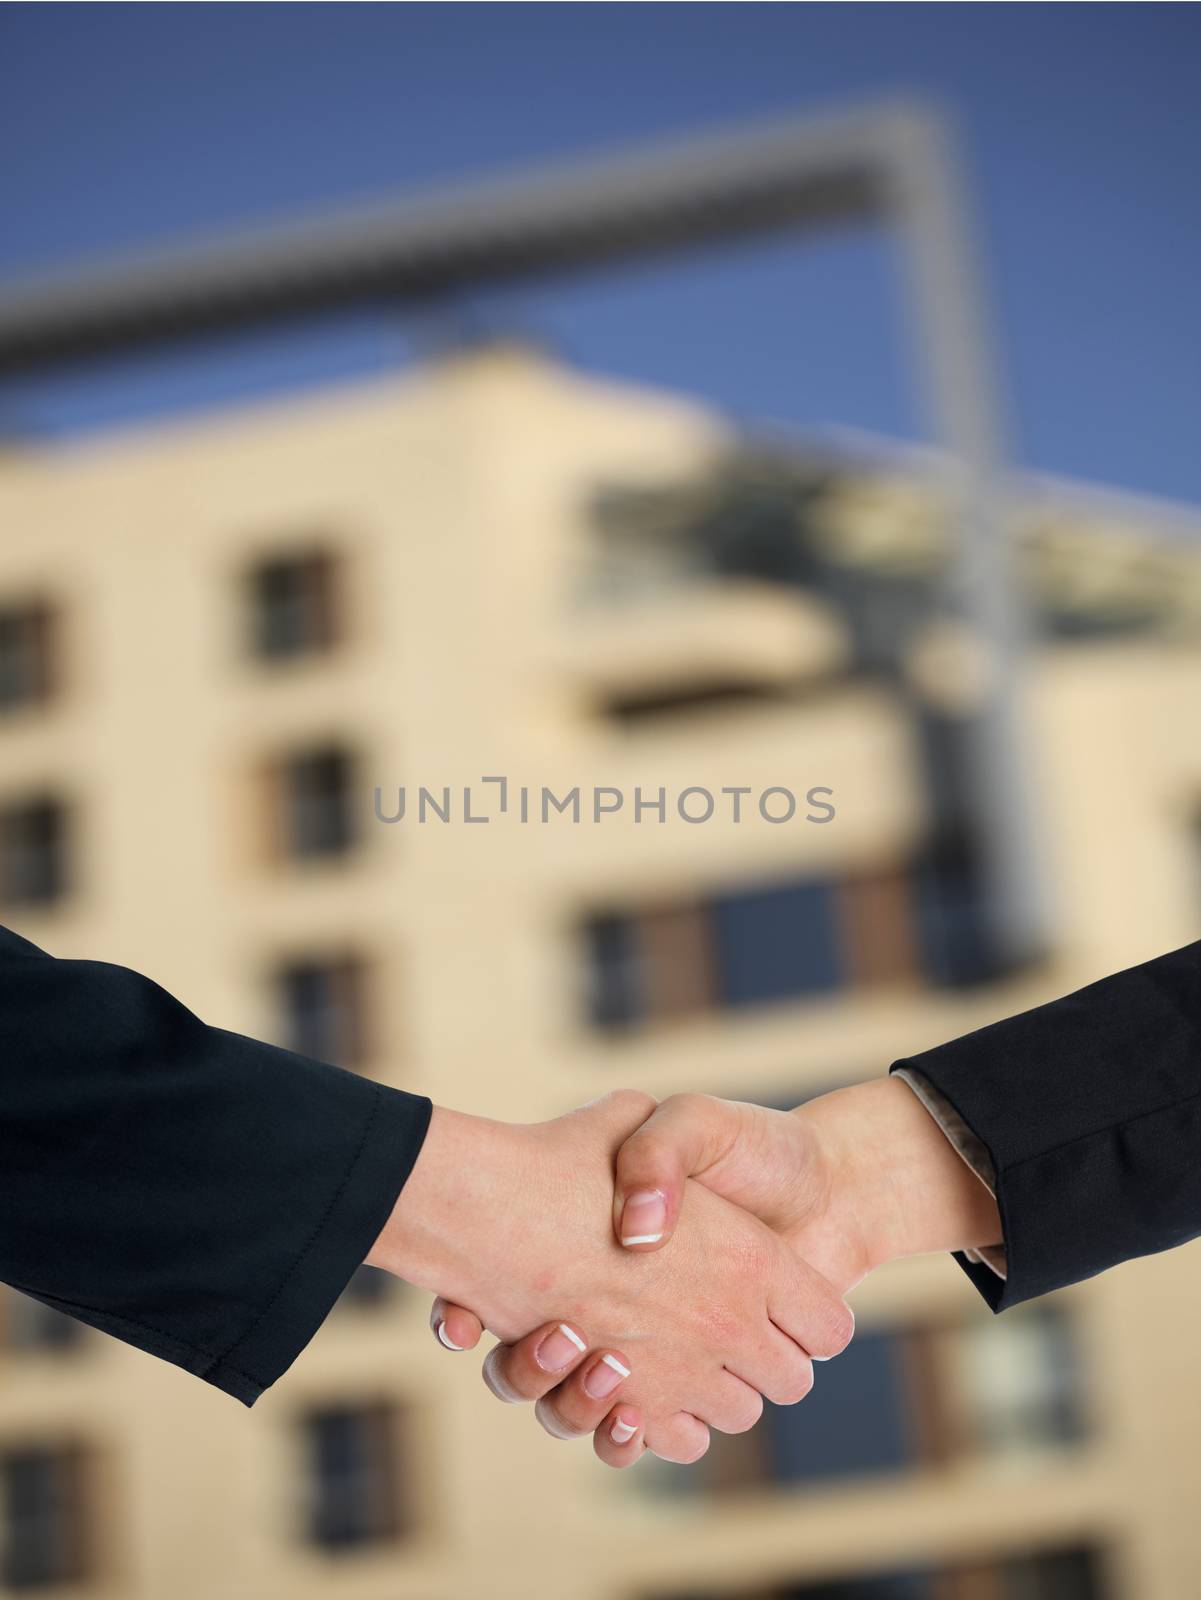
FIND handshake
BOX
[367,1077,1003,1468]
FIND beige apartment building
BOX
[1,345,1200,1600]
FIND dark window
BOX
[0,601,55,712]
[985,1546,1108,1600]
[713,879,844,1007]
[654,1568,933,1600]
[646,1304,1087,1502]
[777,1578,931,1600]
[584,903,720,1031]
[301,1402,406,1550]
[278,956,368,1067]
[913,826,1002,989]
[603,679,787,726]
[277,746,356,860]
[651,1327,917,1500]
[584,915,646,1031]
[0,1444,89,1591]
[2,1291,84,1356]
[763,1327,916,1486]
[657,1546,1108,1600]
[583,878,844,1033]
[911,714,1009,989]
[583,863,952,1037]
[0,796,70,909]
[582,850,1017,1033]
[249,550,338,661]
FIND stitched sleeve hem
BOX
[200,1082,432,1404]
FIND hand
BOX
[433,1079,1001,1463]
[367,1090,854,1463]
[606,1077,1003,1291]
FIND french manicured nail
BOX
[535,1323,587,1372]
[435,1321,464,1351]
[620,1190,666,1246]
[584,1353,630,1400]
[610,1415,638,1445]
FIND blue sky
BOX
[1,4,1198,504]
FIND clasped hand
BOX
[367,1077,1002,1467]
[370,1088,868,1467]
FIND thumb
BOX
[613,1094,741,1252]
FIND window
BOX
[301,1401,407,1550]
[712,880,844,1008]
[646,1327,918,1500]
[642,1304,1087,1501]
[2,1291,84,1356]
[271,745,357,861]
[970,1546,1107,1600]
[911,715,1007,989]
[0,796,71,909]
[583,877,843,1033]
[654,1577,932,1600]
[277,956,368,1067]
[584,915,646,1030]
[581,857,982,1035]
[913,825,1001,990]
[602,679,789,726]
[944,1303,1087,1462]
[0,601,55,713]
[584,905,716,1031]
[763,1327,917,1487]
[0,1444,90,1591]
[248,549,338,661]
[653,1546,1108,1600]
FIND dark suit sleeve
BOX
[890,941,1201,1309]
[0,925,431,1404]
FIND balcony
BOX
[551,579,850,719]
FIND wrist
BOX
[795,1076,1002,1279]
[365,1105,521,1306]
[364,1092,656,1345]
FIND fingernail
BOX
[435,1321,464,1352]
[610,1416,638,1445]
[483,1347,523,1404]
[584,1353,630,1400]
[620,1190,666,1246]
[535,1322,586,1372]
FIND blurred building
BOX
[1,344,1200,1600]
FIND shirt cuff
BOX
[891,1066,1008,1280]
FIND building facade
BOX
[1,347,1200,1600]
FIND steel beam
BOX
[0,105,900,377]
